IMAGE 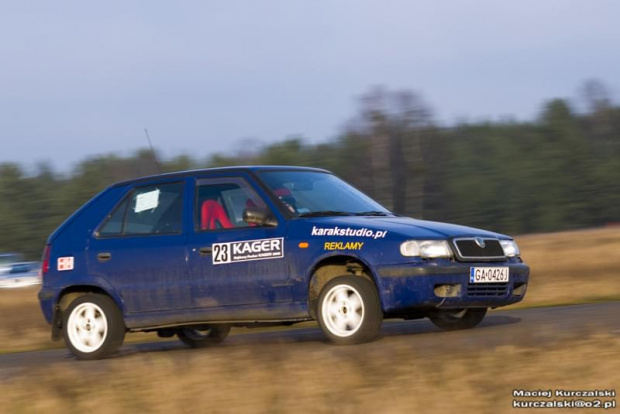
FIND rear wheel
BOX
[317,276,382,345]
[62,293,126,360]
[428,308,487,331]
[177,325,231,348]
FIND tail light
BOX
[41,245,51,275]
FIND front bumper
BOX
[375,261,529,313]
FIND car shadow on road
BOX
[381,314,522,338]
[112,314,522,359]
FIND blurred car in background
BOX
[0,253,41,289]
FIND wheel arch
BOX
[306,253,383,318]
[57,284,125,315]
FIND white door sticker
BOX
[57,257,74,271]
[134,189,160,213]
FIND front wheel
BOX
[62,293,126,360]
[428,308,487,331]
[317,276,383,345]
[177,325,231,348]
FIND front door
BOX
[185,175,291,309]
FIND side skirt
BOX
[124,301,310,331]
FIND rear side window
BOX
[98,182,184,237]
[98,198,128,237]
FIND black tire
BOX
[428,308,487,331]
[316,276,383,345]
[177,325,232,348]
[62,293,126,360]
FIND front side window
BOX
[98,182,184,237]
[195,177,269,231]
[259,171,392,217]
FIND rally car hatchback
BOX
[38,166,529,359]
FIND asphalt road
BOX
[1,302,618,376]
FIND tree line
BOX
[1,81,618,259]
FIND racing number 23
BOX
[213,244,229,264]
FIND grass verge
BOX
[2,333,618,413]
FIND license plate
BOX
[470,267,509,283]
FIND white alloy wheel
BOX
[177,324,231,348]
[441,309,467,321]
[428,307,488,331]
[321,284,365,337]
[66,302,108,353]
[182,327,212,340]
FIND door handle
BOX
[199,247,212,256]
[97,252,112,262]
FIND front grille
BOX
[467,283,509,297]
[453,238,505,261]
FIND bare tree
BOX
[358,87,432,216]
[361,87,395,210]
[395,90,432,218]
[580,79,612,114]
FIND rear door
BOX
[185,174,291,309]
[88,180,191,313]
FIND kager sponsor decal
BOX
[212,237,284,265]
[311,226,387,239]
[324,241,364,251]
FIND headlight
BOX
[500,240,520,257]
[400,240,453,259]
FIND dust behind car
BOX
[0,253,41,289]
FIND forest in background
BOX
[1,80,618,259]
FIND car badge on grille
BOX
[474,238,486,248]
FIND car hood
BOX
[302,216,510,239]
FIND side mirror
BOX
[243,207,277,227]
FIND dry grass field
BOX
[2,334,618,413]
[0,286,49,352]
[514,226,620,307]
[0,227,618,353]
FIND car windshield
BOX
[259,171,392,217]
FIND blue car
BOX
[38,166,529,359]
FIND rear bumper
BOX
[375,261,529,312]
[38,287,57,324]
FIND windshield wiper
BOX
[298,211,352,217]
[351,211,391,216]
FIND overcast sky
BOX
[1,1,618,171]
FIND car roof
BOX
[112,165,331,188]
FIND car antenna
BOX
[144,128,162,173]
